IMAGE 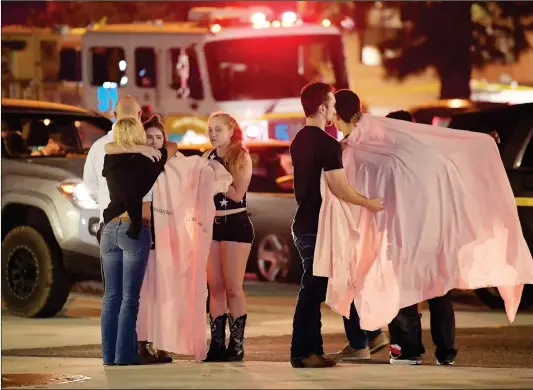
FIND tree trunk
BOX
[436,61,472,100]
[431,2,473,99]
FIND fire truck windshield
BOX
[204,34,348,101]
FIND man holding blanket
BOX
[289,82,384,369]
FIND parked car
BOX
[178,141,301,283]
[408,99,507,126]
[448,102,533,310]
[1,98,111,318]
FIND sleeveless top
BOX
[207,149,247,211]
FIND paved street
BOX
[2,281,533,388]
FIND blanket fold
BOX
[314,114,533,331]
[137,155,232,360]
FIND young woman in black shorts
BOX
[203,112,254,362]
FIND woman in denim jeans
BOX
[100,117,179,366]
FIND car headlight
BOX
[58,181,98,210]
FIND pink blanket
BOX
[137,155,232,360]
[314,114,533,331]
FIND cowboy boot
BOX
[203,314,228,362]
[226,314,247,362]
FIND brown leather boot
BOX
[138,341,159,365]
[156,350,173,363]
[290,353,337,368]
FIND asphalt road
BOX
[2,282,533,388]
[4,326,533,369]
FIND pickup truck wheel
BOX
[2,226,72,318]
[255,234,302,283]
[474,285,533,311]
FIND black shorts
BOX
[212,211,254,244]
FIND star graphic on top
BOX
[209,154,216,160]
[220,198,228,207]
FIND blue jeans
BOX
[344,302,382,349]
[100,220,151,365]
[290,233,328,359]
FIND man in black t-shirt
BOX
[289,82,384,368]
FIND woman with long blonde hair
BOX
[203,111,254,362]
[100,117,178,366]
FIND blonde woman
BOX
[100,117,178,366]
[204,112,254,362]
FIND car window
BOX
[1,112,109,158]
[76,120,106,150]
[248,146,292,193]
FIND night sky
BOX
[1,1,297,27]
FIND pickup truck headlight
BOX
[58,181,98,210]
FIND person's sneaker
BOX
[389,344,422,365]
[368,333,390,354]
[437,359,455,366]
[330,345,371,362]
[290,353,337,368]
[389,354,422,365]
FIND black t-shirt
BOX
[290,126,343,234]
[102,147,168,239]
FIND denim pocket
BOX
[99,229,114,255]
[119,226,152,255]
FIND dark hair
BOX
[334,89,362,124]
[143,114,166,135]
[386,110,414,122]
[300,82,334,118]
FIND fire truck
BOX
[80,7,350,143]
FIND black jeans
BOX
[290,233,328,359]
[344,302,382,349]
[388,293,457,361]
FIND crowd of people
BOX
[83,81,514,368]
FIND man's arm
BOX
[324,169,384,212]
[322,137,384,212]
[324,169,369,207]
[83,145,99,202]
[321,138,368,206]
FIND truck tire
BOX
[254,233,300,283]
[2,226,72,318]
[475,285,533,311]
